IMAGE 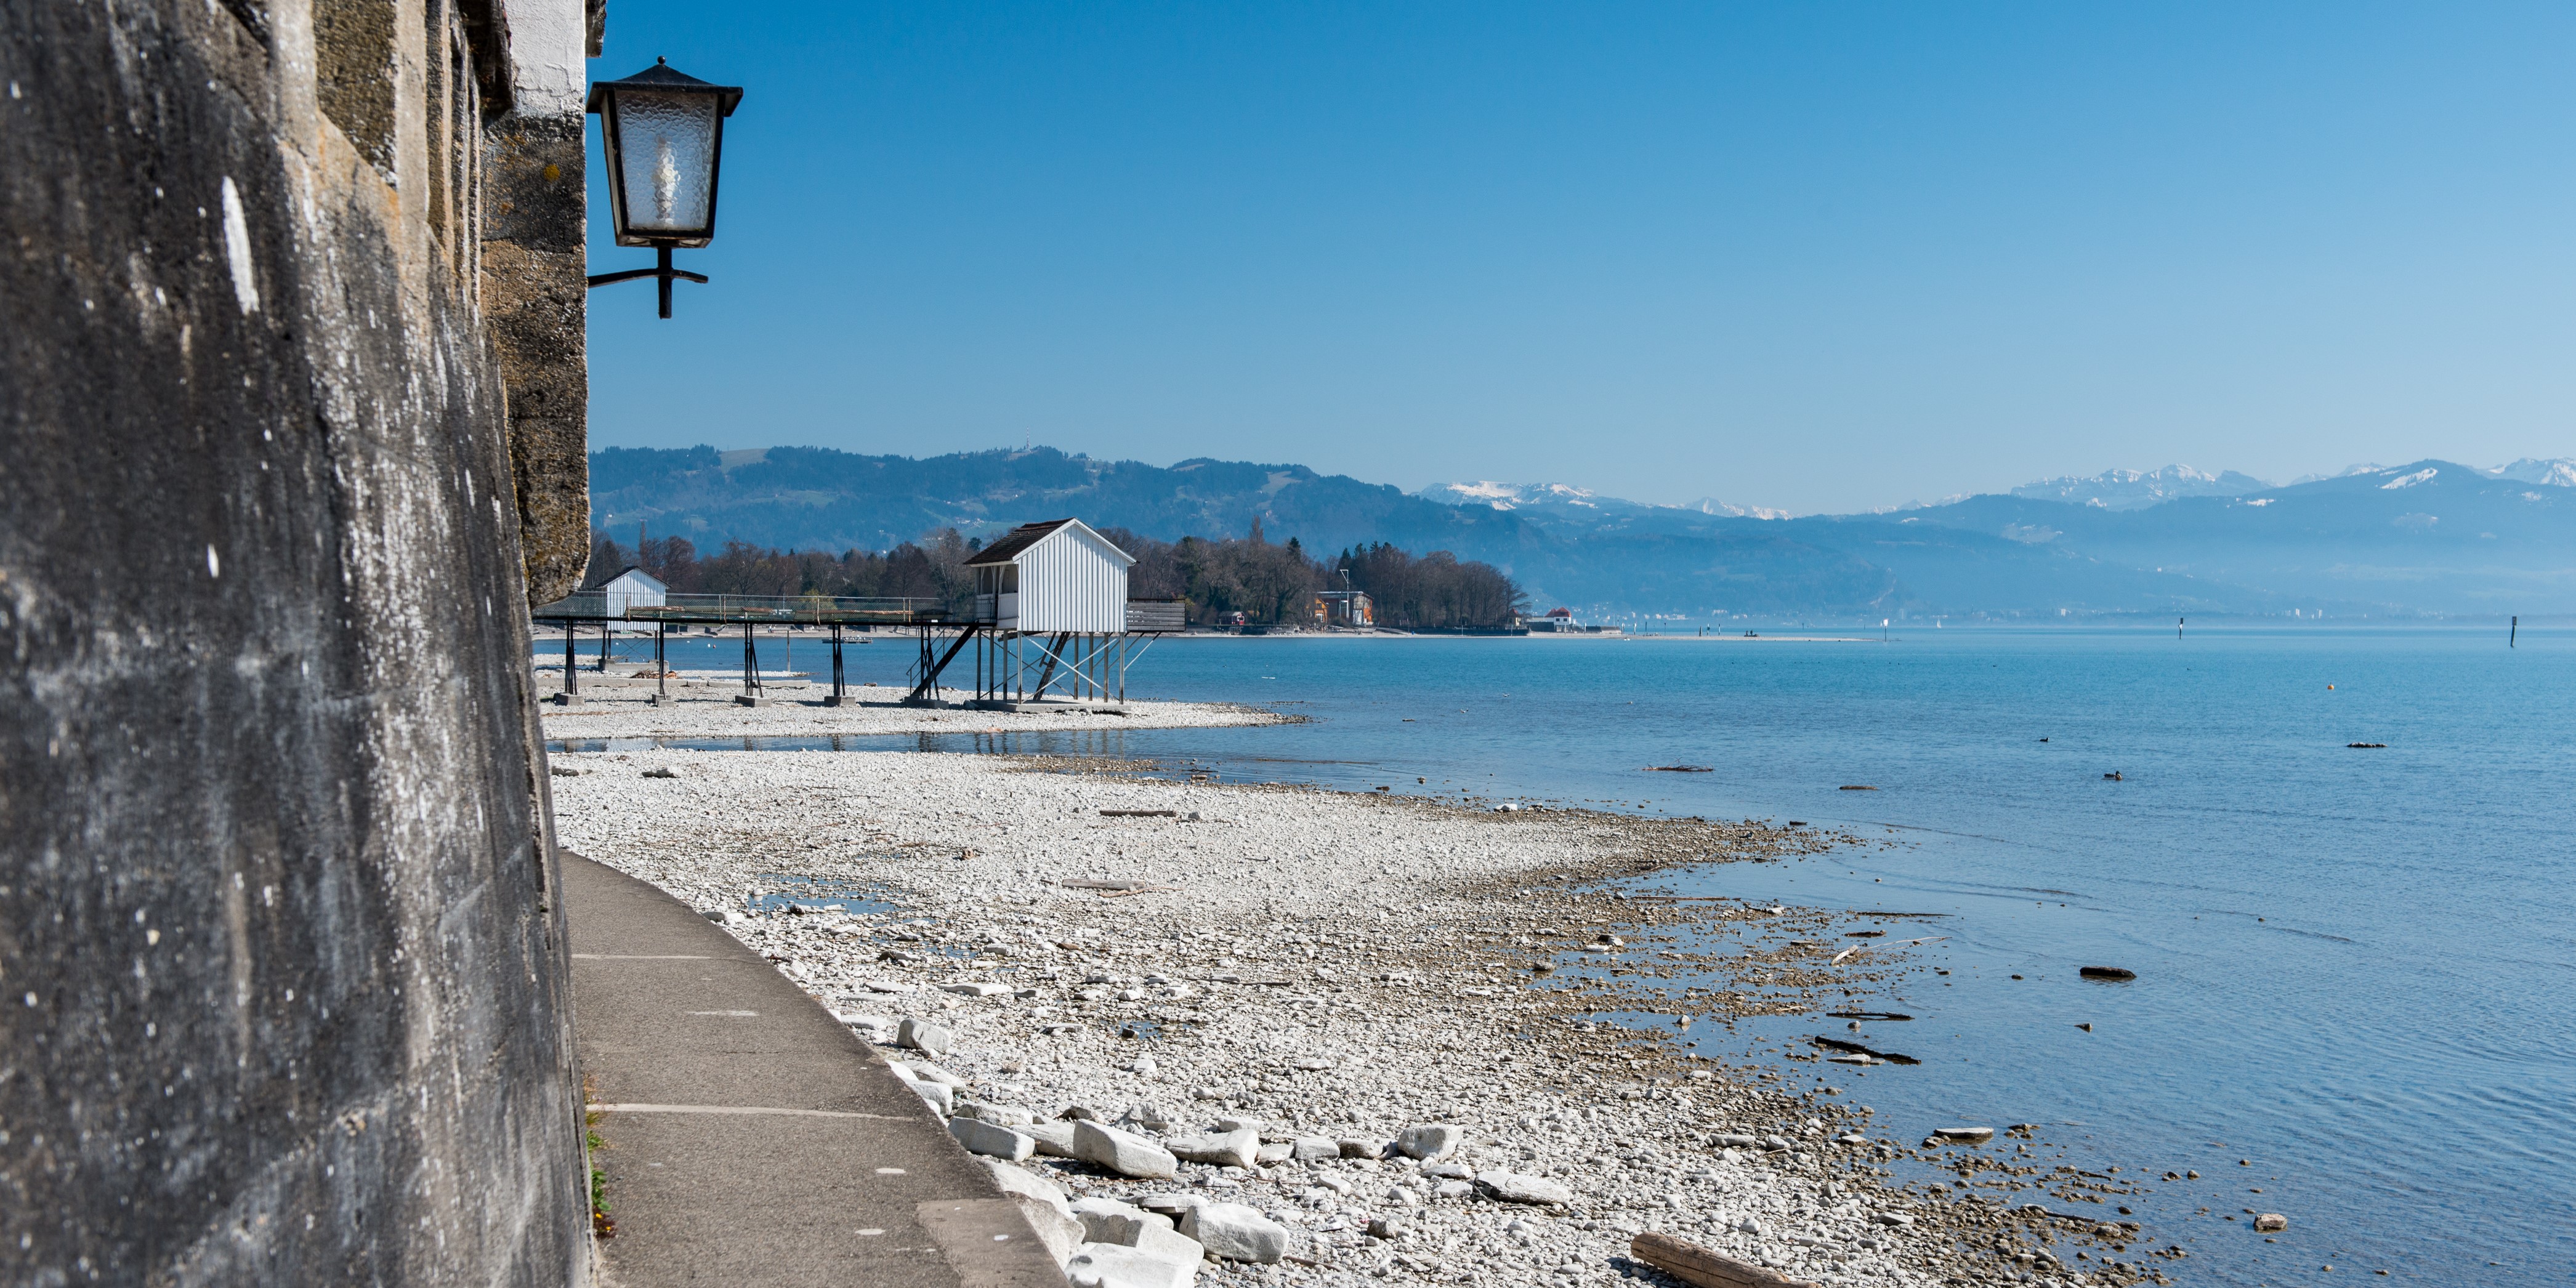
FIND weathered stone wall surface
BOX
[0,1,589,1283]
[485,113,594,606]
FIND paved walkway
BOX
[563,851,1062,1287]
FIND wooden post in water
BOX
[2511,614,2517,648]
[653,621,668,702]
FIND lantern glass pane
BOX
[613,90,719,236]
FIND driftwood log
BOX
[1629,1232,1821,1288]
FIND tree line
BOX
[582,520,1525,629]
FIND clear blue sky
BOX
[584,2,2575,514]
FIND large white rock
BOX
[1070,1196,1173,1246]
[955,1099,1039,1126]
[1395,1124,1463,1161]
[1065,1242,1200,1288]
[1023,1120,1081,1157]
[1073,1119,1179,1180]
[1179,1201,1290,1263]
[895,1071,952,1116]
[1133,1224,1205,1266]
[950,1116,1036,1161]
[1134,1193,1204,1218]
[1474,1170,1576,1205]
[1164,1127,1259,1169]
[897,1017,953,1054]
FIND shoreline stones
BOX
[1163,1125,1260,1169]
[1395,1123,1464,1161]
[1073,1119,1179,1180]
[1178,1201,1290,1263]
[1022,1120,1080,1157]
[897,1017,953,1055]
[948,1116,1037,1161]
[553,744,2070,1287]
[1475,1170,1577,1206]
[1065,1243,1200,1288]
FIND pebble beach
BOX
[536,674,1293,739]
[548,693,2171,1288]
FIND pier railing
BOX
[531,592,949,624]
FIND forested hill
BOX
[590,445,1540,565]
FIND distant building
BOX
[1524,606,1617,634]
[1313,589,1375,627]
[599,567,668,616]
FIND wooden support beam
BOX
[908,624,981,702]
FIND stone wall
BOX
[0,1,592,1282]
[486,112,597,607]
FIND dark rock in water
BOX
[1811,1035,1921,1065]
[2080,966,2138,980]
[2348,743,2386,749]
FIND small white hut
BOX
[599,566,667,616]
[965,518,1134,632]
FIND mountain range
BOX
[2006,465,2272,510]
[589,447,2576,618]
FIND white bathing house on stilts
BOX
[905,518,1182,709]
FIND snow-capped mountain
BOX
[1416,481,1787,520]
[2010,465,2272,510]
[1419,481,1623,512]
[1685,497,1793,520]
[2490,457,2576,487]
[2286,463,2396,485]
[2293,459,2576,487]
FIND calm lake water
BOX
[551,626,2574,1285]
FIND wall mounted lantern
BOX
[585,57,744,318]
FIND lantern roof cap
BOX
[587,57,743,116]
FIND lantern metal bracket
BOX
[587,244,708,319]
